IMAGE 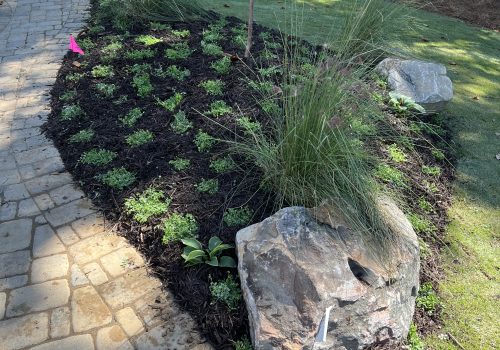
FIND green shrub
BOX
[171,29,190,38]
[210,274,241,310]
[194,130,217,152]
[422,165,441,176]
[196,179,218,195]
[125,49,156,60]
[375,164,406,187]
[408,213,437,235]
[65,73,84,83]
[95,83,117,97]
[114,95,129,105]
[201,41,223,56]
[120,107,144,127]
[124,187,171,224]
[416,282,440,315]
[258,66,281,78]
[135,34,162,46]
[165,65,190,81]
[157,92,184,111]
[210,56,231,75]
[69,129,94,143]
[418,198,434,213]
[407,323,424,350]
[92,65,114,78]
[233,337,252,350]
[202,29,222,43]
[102,41,123,60]
[80,149,117,166]
[199,80,224,96]
[130,63,151,75]
[169,157,190,171]
[259,99,280,115]
[170,111,192,134]
[237,116,261,135]
[181,237,235,267]
[132,73,153,97]
[162,213,198,243]
[431,149,445,161]
[79,38,95,51]
[223,206,252,227]
[210,157,236,174]
[61,105,84,121]
[59,90,77,102]
[99,167,136,190]
[207,100,232,117]
[165,41,192,59]
[247,80,274,95]
[387,144,407,163]
[126,129,154,146]
[89,24,105,35]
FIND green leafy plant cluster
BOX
[80,149,116,166]
[247,79,274,95]
[130,63,152,75]
[125,49,156,60]
[416,282,440,315]
[388,92,425,115]
[101,41,123,61]
[422,165,441,177]
[194,130,217,152]
[120,107,144,127]
[210,157,235,174]
[201,41,223,56]
[61,105,84,121]
[132,73,153,97]
[162,213,198,243]
[408,213,437,235]
[166,65,190,81]
[79,37,95,51]
[124,187,171,224]
[196,179,218,195]
[66,72,84,82]
[258,65,281,78]
[165,41,192,60]
[150,22,169,31]
[259,99,280,115]
[233,337,252,350]
[99,167,135,190]
[69,129,94,143]
[375,164,406,187]
[95,83,117,97]
[207,100,232,117]
[136,34,162,46]
[170,111,192,134]
[387,144,407,163]
[169,157,190,171]
[210,56,231,75]
[418,197,434,213]
[407,323,424,350]
[171,29,190,38]
[92,64,114,78]
[210,274,241,310]
[223,206,252,227]
[126,129,154,146]
[199,79,224,96]
[157,92,184,111]
[237,116,261,135]
[59,90,77,102]
[181,237,236,267]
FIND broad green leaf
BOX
[186,249,206,261]
[205,256,219,266]
[208,236,222,251]
[209,243,234,257]
[181,238,203,250]
[219,256,237,268]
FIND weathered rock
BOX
[376,58,453,113]
[236,198,419,350]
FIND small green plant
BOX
[210,274,241,310]
[181,237,236,267]
[407,323,424,350]
[169,157,190,171]
[150,22,169,31]
[210,157,236,174]
[431,149,445,161]
[95,83,117,97]
[120,108,143,127]
[194,130,217,152]
[78,38,95,51]
[100,167,135,190]
[375,164,406,187]
[423,180,439,193]
[132,73,153,97]
[125,49,156,60]
[422,165,441,176]
[199,80,224,96]
[136,35,162,46]
[233,33,246,49]
[102,41,122,61]
[237,116,261,135]
[124,187,171,224]
[387,144,407,163]
[69,129,94,143]
[416,282,440,315]
[233,337,252,350]
[92,65,114,78]
[114,95,128,105]
[207,100,232,117]
[210,57,231,75]
[388,92,425,115]
[196,179,219,195]
[223,206,252,227]
[166,65,191,81]
[162,213,198,243]
[61,105,84,121]
[65,73,84,82]
[157,92,184,111]
[203,29,222,42]
[201,41,223,56]
[170,111,192,134]
[418,197,434,213]
[259,99,280,115]
[129,63,151,75]
[59,90,77,102]
[126,129,154,147]
[80,149,117,166]
[258,65,281,78]
[171,29,190,38]
[165,41,192,59]
[408,213,437,235]
[247,80,273,95]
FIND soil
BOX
[411,0,500,30]
[45,9,455,350]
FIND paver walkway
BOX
[0,1,210,349]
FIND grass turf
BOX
[200,0,500,348]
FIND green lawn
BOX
[201,0,500,348]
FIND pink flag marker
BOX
[69,35,85,55]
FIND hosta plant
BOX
[388,92,425,115]
[181,237,236,268]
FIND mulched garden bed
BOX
[44,8,455,349]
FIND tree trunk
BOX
[245,0,255,58]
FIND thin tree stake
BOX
[245,0,255,58]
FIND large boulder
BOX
[376,58,453,113]
[236,197,419,350]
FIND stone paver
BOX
[0,0,208,347]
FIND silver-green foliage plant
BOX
[181,237,236,268]
[194,130,217,152]
[207,100,232,117]
[210,57,231,75]
[99,167,136,190]
[120,108,144,127]
[196,179,219,195]
[223,206,252,227]
[69,129,94,143]
[124,187,171,224]
[132,73,153,97]
[61,105,84,121]
[199,80,224,96]
[416,282,440,315]
[157,92,184,111]
[210,274,241,310]
[170,111,192,134]
[162,213,198,243]
[126,129,154,146]
[209,157,235,174]
[169,157,190,171]
[233,337,252,350]
[80,149,117,166]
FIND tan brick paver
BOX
[0,0,211,348]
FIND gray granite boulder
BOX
[376,58,453,113]
[236,197,419,350]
